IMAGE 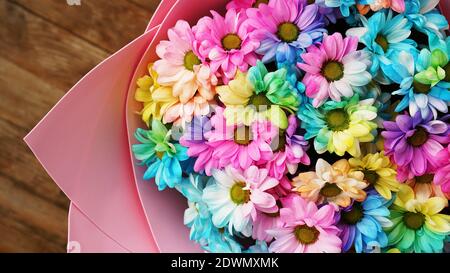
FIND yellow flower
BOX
[349,152,399,200]
[292,159,368,207]
[392,184,450,234]
[135,64,177,126]
[216,71,288,129]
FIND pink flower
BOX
[194,9,260,82]
[226,0,271,11]
[298,33,372,107]
[433,145,450,199]
[268,195,342,253]
[153,20,218,125]
[205,107,274,170]
[264,115,310,179]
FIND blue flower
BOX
[177,174,215,242]
[202,228,243,253]
[132,119,189,191]
[346,10,418,82]
[382,45,450,119]
[325,0,356,17]
[404,0,449,38]
[338,191,393,253]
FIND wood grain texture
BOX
[0,0,158,252]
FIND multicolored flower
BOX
[404,0,449,38]
[268,195,342,253]
[381,112,450,181]
[292,158,368,207]
[153,20,217,125]
[194,9,259,82]
[346,10,417,80]
[298,32,372,107]
[217,61,300,129]
[205,107,275,170]
[132,119,189,190]
[356,0,405,15]
[337,191,392,253]
[348,152,399,200]
[432,144,450,199]
[298,95,378,157]
[385,184,450,253]
[203,166,279,236]
[264,115,310,179]
[246,0,326,68]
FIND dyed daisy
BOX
[194,9,259,82]
[134,64,177,126]
[177,174,215,242]
[205,107,275,170]
[346,10,417,79]
[337,191,392,253]
[252,199,283,242]
[404,0,449,38]
[382,50,450,119]
[226,0,272,11]
[356,0,405,15]
[132,119,189,191]
[433,145,450,199]
[381,112,450,181]
[298,95,378,157]
[246,0,326,66]
[265,115,310,179]
[179,116,217,176]
[203,166,279,236]
[153,20,217,125]
[324,0,356,17]
[268,195,341,253]
[298,32,372,107]
[292,159,368,208]
[348,152,399,200]
[217,61,300,129]
[385,184,450,253]
[406,173,448,200]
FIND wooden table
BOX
[0,0,160,252]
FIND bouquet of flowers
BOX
[130,0,450,253]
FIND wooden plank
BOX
[129,0,161,12]
[0,57,68,209]
[11,0,154,53]
[0,1,110,92]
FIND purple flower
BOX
[381,112,450,182]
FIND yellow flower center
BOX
[320,182,343,198]
[363,170,379,185]
[326,109,350,131]
[271,130,287,153]
[415,174,434,184]
[156,151,165,159]
[403,212,425,230]
[444,62,450,82]
[230,182,250,204]
[252,0,269,8]
[222,34,242,51]
[234,126,253,146]
[277,22,300,43]
[413,80,431,94]
[322,61,344,82]
[341,203,364,225]
[407,127,429,147]
[375,34,389,52]
[294,225,320,245]
[183,50,201,71]
[250,93,272,111]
